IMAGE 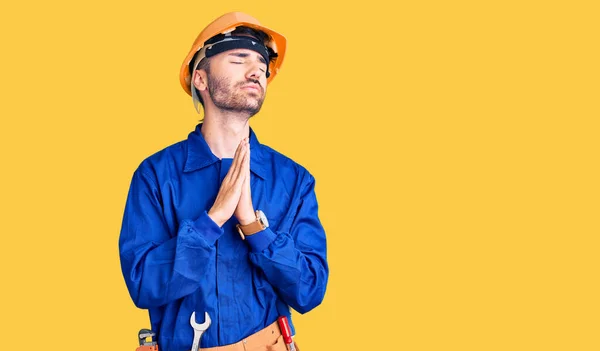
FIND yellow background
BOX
[0,0,598,350]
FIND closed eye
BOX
[229,52,267,68]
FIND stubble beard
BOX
[208,73,265,118]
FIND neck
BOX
[201,108,251,159]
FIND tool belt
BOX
[137,321,300,351]
[193,320,299,351]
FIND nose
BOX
[246,61,265,81]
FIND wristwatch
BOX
[237,210,269,240]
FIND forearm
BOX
[247,229,328,313]
[120,211,223,309]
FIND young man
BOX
[118,12,328,351]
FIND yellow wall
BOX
[0,1,598,350]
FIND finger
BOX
[246,144,251,174]
[232,138,244,160]
[245,159,251,194]
[240,149,250,187]
[232,138,248,170]
[238,147,250,184]
[223,139,247,183]
[232,146,249,187]
[231,139,246,169]
[245,144,250,173]
[236,138,247,158]
[247,153,251,180]
[230,142,248,183]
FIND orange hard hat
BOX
[179,12,287,97]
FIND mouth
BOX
[241,83,262,93]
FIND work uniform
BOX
[119,123,328,351]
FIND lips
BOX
[240,83,262,93]
[242,84,260,91]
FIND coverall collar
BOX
[184,122,267,179]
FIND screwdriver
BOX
[277,316,296,351]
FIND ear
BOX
[192,69,208,92]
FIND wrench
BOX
[190,311,211,351]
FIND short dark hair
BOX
[190,26,273,109]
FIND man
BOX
[118,12,328,351]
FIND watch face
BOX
[257,210,269,227]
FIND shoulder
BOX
[258,143,315,190]
[134,139,188,180]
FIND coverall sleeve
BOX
[118,168,222,309]
[246,173,329,314]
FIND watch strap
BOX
[237,211,266,239]
[238,220,264,236]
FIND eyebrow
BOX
[228,52,266,64]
